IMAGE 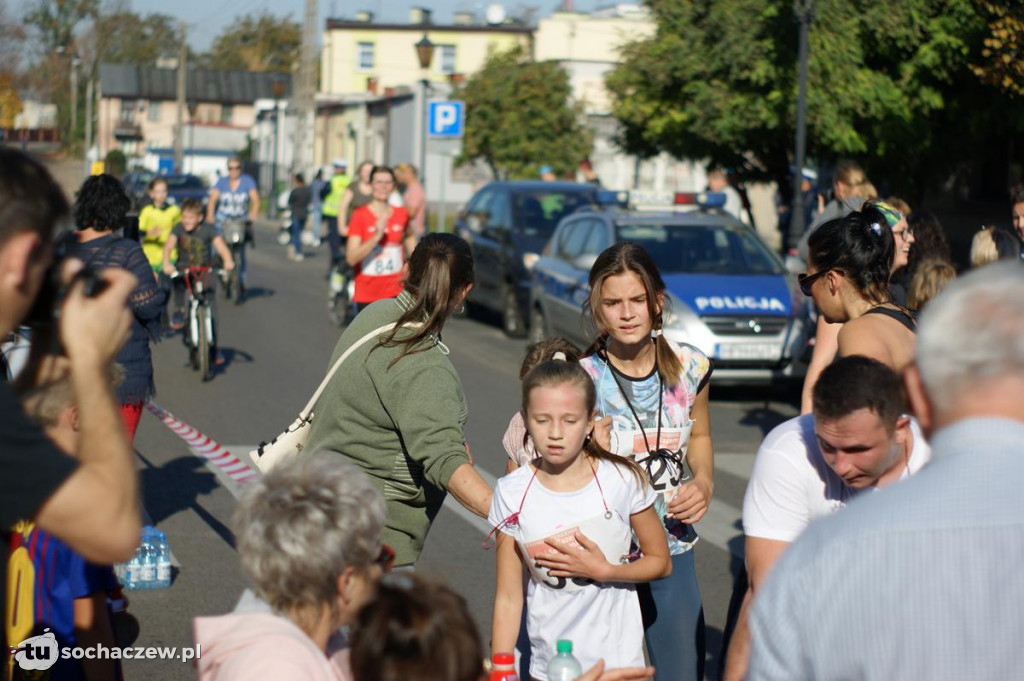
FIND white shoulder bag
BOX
[249,322,417,473]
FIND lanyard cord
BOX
[482,457,611,547]
[602,346,662,454]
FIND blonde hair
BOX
[907,258,956,309]
[19,364,125,427]
[886,197,911,217]
[835,160,873,200]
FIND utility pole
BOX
[69,54,79,142]
[788,0,813,253]
[291,0,318,172]
[174,21,187,173]
[84,75,93,175]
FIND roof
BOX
[480,180,598,192]
[326,19,533,34]
[99,64,292,104]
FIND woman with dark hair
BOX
[971,226,1022,268]
[66,174,165,440]
[345,166,416,312]
[306,233,492,569]
[571,242,714,681]
[800,204,917,371]
[891,210,952,290]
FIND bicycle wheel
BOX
[197,304,212,381]
[187,303,199,370]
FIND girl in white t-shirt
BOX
[489,358,670,680]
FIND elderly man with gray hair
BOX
[748,261,1024,681]
[194,457,391,681]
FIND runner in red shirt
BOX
[345,166,417,310]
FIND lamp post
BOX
[788,0,813,254]
[270,77,286,218]
[187,99,198,175]
[415,34,435,183]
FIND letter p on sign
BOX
[428,101,465,138]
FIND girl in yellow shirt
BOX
[139,177,180,272]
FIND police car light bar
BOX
[674,191,727,209]
[595,190,629,207]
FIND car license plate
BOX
[717,342,782,360]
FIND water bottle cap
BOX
[556,640,573,654]
[492,653,515,665]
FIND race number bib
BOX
[622,422,694,504]
[362,244,403,276]
[518,511,631,592]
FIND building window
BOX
[147,101,160,122]
[438,44,456,74]
[120,99,137,124]
[220,104,233,124]
[357,42,375,71]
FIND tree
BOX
[93,11,186,66]
[201,11,300,73]
[606,0,1024,200]
[454,45,593,179]
[23,0,98,53]
[971,1,1024,97]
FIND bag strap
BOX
[297,321,422,420]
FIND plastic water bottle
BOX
[154,530,172,588]
[547,640,583,681]
[489,653,519,681]
[137,529,157,589]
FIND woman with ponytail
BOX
[799,203,917,373]
[306,233,493,569]
[575,242,714,681]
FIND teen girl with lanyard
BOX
[577,242,714,681]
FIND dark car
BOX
[163,174,209,211]
[122,169,155,210]
[454,181,598,336]
[530,199,813,386]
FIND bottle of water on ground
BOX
[117,526,173,590]
[547,640,582,681]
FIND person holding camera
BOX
[65,174,166,440]
[0,149,142,650]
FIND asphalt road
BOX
[120,219,799,680]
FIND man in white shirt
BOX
[721,356,931,680]
[707,167,748,225]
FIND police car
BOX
[528,191,812,385]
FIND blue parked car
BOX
[529,194,812,385]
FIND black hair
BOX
[350,574,484,681]
[812,356,906,431]
[522,359,647,486]
[991,228,1022,261]
[807,205,896,304]
[904,211,951,276]
[73,174,130,232]
[179,198,203,215]
[294,172,305,184]
[584,242,684,387]
[375,233,474,366]
[0,147,68,249]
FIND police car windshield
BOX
[615,223,783,275]
[513,190,595,238]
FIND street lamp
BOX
[788,0,814,254]
[415,34,435,182]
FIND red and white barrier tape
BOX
[145,400,259,485]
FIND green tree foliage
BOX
[607,0,1024,198]
[454,45,593,179]
[97,11,186,66]
[23,0,98,52]
[202,11,300,73]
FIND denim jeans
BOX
[638,550,705,681]
[289,216,305,253]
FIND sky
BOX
[126,0,604,52]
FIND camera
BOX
[24,232,110,350]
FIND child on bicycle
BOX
[490,357,670,679]
[139,177,180,330]
[162,199,234,361]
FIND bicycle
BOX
[220,217,249,305]
[171,265,221,382]
[327,255,356,327]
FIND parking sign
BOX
[428,101,465,138]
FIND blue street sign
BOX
[428,101,465,138]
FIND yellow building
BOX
[321,8,533,95]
